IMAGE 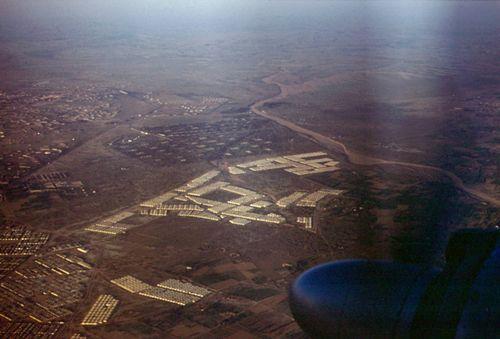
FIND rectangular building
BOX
[139,287,198,306]
[81,295,118,326]
[276,191,307,208]
[157,279,211,298]
[296,189,340,207]
[111,275,151,293]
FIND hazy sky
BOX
[1,0,499,40]
[0,0,498,93]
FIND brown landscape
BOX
[0,1,498,337]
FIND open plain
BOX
[0,1,498,337]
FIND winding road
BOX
[250,74,500,208]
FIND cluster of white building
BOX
[157,279,211,298]
[174,170,220,193]
[111,275,151,293]
[296,189,343,208]
[227,166,246,175]
[187,181,229,197]
[85,211,135,235]
[178,210,221,221]
[111,275,210,306]
[221,208,284,224]
[139,170,285,225]
[276,189,342,209]
[229,218,251,226]
[81,294,119,326]
[232,151,339,176]
[84,223,135,235]
[139,287,198,305]
[140,192,178,208]
[297,216,313,229]
[276,191,308,208]
[140,204,204,217]
[84,151,343,235]
[179,96,227,115]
